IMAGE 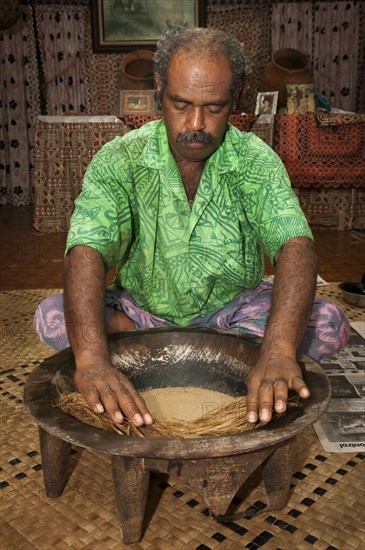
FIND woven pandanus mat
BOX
[1,288,364,550]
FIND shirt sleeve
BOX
[65,137,131,271]
[242,137,313,265]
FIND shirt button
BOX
[191,282,197,288]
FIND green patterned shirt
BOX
[66,120,313,325]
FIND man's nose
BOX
[186,107,206,131]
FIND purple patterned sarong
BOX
[34,283,350,361]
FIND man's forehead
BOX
[168,52,232,95]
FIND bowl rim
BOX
[23,328,331,460]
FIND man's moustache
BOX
[176,131,215,145]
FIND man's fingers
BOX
[245,372,260,423]
[118,377,153,425]
[246,391,259,424]
[128,390,153,425]
[246,382,274,424]
[245,358,310,426]
[273,379,288,414]
[81,385,105,415]
[247,378,290,424]
[78,366,154,426]
[290,376,310,398]
[80,381,144,425]
[101,379,151,426]
[113,387,145,426]
[99,386,126,424]
[258,383,274,423]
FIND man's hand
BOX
[64,246,152,427]
[245,351,310,424]
[74,354,152,426]
[244,236,316,424]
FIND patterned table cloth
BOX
[33,114,365,232]
[33,116,129,233]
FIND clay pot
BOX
[119,50,155,91]
[259,48,313,109]
[0,0,22,30]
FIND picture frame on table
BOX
[119,89,158,115]
[91,0,207,53]
[255,91,279,116]
[286,84,315,114]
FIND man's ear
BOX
[155,74,164,108]
[155,74,161,93]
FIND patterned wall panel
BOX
[207,1,272,112]
[0,6,40,205]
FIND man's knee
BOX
[310,299,350,360]
[33,293,69,351]
[108,309,137,332]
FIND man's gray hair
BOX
[154,27,246,109]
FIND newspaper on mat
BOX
[313,324,365,452]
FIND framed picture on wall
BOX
[255,92,279,116]
[91,0,207,53]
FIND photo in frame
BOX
[255,92,279,115]
[91,0,206,53]
[119,89,158,115]
[286,84,315,114]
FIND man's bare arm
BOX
[246,237,318,423]
[64,245,152,426]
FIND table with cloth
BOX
[32,114,365,232]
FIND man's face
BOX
[157,52,234,163]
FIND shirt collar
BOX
[206,124,240,174]
[139,119,240,173]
